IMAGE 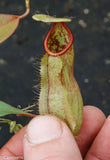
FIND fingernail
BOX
[25,115,62,145]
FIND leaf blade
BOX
[0,101,35,117]
[0,14,19,44]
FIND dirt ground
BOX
[0,0,110,147]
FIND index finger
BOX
[76,105,106,157]
[0,126,27,160]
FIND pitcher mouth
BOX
[44,22,74,57]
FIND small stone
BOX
[105,59,110,65]
[84,78,89,83]
[83,8,90,15]
[0,59,7,65]
[28,57,35,63]
[104,17,109,23]
[79,19,87,28]
[107,12,110,19]
[102,100,106,105]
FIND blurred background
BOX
[0,0,110,148]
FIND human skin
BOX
[0,105,110,160]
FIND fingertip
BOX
[24,115,82,160]
[82,105,106,135]
[106,114,110,121]
[0,126,27,157]
[76,105,106,157]
[84,105,106,120]
[85,114,110,160]
[25,115,63,145]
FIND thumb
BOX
[23,115,82,160]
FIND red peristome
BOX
[44,22,74,57]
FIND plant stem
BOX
[20,113,36,118]
[19,0,30,19]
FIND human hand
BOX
[0,105,109,160]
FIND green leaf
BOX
[32,14,72,23]
[0,14,20,44]
[0,101,35,117]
